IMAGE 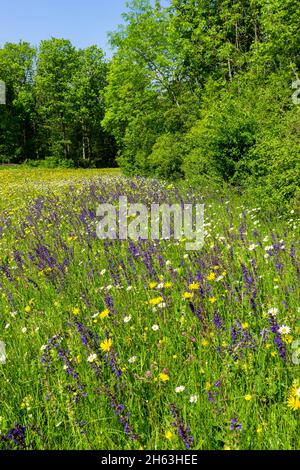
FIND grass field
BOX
[0,169,299,450]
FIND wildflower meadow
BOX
[0,168,299,450]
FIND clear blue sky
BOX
[0,0,169,57]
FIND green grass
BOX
[0,169,299,450]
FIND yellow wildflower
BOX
[287,385,300,411]
[165,431,173,440]
[100,338,112,353]
[149,282,157,289]
[183,292,194,300]
[207,272,216,281]
[159,373,170,382]
[282,334,293,344]
[149,296,164,306]
[205,382,212,391]
[99,309,110,320]
[189,283,200,290]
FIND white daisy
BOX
[278,325,291,335]
[189,395,198,403]
[87,353,97,363]
[128,356,137,364]
[152,325,159,331]
[268,308,278,316]
[248,244,257,251]
[124,315,132,323]
[175,386,185,393]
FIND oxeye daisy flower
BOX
[268,308,278,316]
[189,395,198,403]
[100,338,112,353]
[128,356,137,364]
[124,315,132,323]
[158,302,166,309]
[248,244,257,251]
[175,386,185,393]
[87,353,97,363]
[278,325,291,335]
[152,324,159,331]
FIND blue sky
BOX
[0,0,169,57]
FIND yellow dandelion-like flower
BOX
[287,396,300,411]
[189,283,200,290]
[99,309,110,320]
[207,272,216,281]
[241,322,249,329]
[201,339,209,347]
[72,307,80,316]
[287,384,300,411]
[165,431,173,440]
[100,338,112,353]
[149,296,164,306]
[282,334,293,344]
[76,355,81,364]
[244,394,252,401]
[183,292,194,300]
[24,306,31,313]
[164,282,173,289]
[159,373,170,382]
[208,297,217,304]
[149,282,157,289]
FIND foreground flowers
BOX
[100,338,113,353]
[287,385,300,411]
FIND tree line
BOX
[0,0,299,208]
[0,39,116,168]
